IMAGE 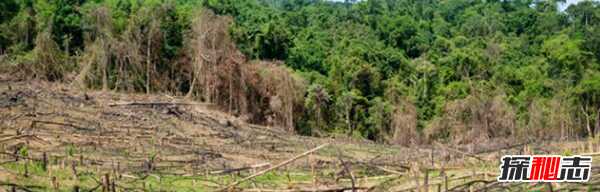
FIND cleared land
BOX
[1,76,600,191]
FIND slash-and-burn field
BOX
[1,77,600,191]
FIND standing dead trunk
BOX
[101,39,108,91]
[145,19,160,94]
[146,35,151,94]
[186,71,196,98]
[582,105,593,138]
[316,105,322,133]
[229,77,233,113]
[342,96,352,136]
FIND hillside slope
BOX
[1,76,600,191]
[0,76,416,191]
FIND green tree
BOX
[52,0,85,53]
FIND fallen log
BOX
[31,120,95,132]
[0,181,45,192]
[219,143,329,191]
[210,162,271,175]
[435,142,484,162]
[243,186,370,192]
[448,179,494,191]
[337,155,356,192]
[0,152,41,161]
[474,141,531,154]
[582,152,600,156]
[108,102,206,107]
[0,134,48,144]
[374,165,404,175]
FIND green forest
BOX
[1,0,599,145]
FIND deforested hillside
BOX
[1,74,600,191]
